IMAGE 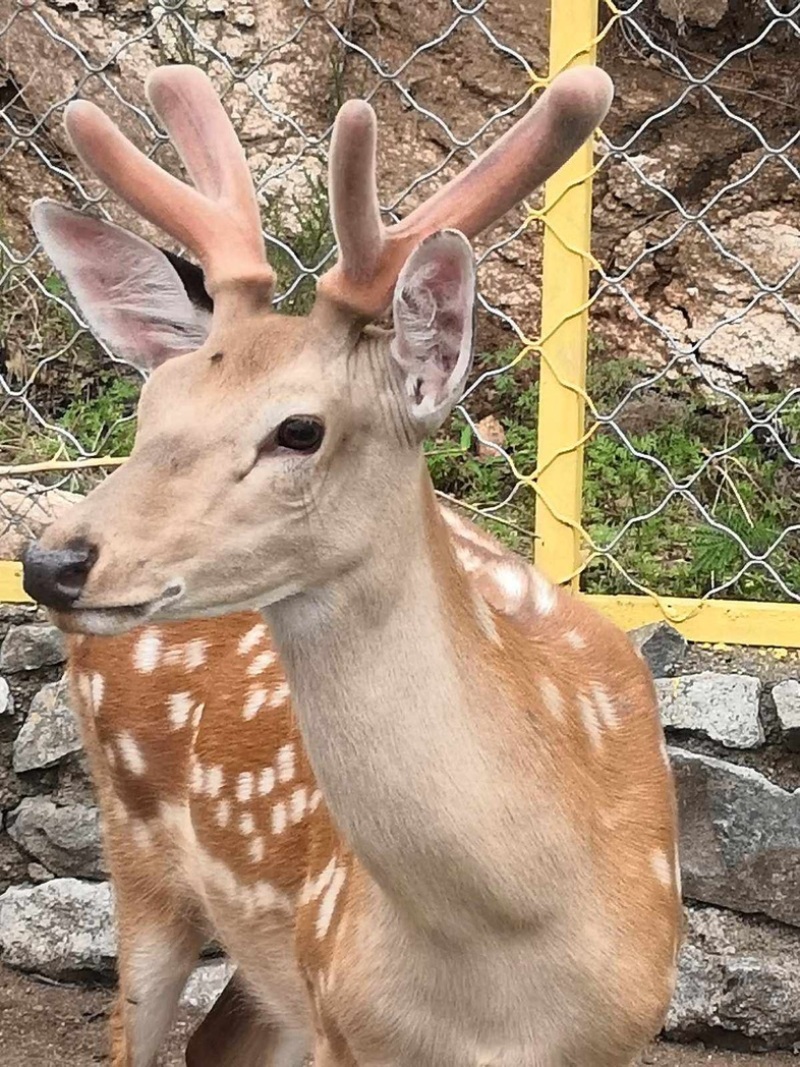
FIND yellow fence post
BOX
[533,0,600,590]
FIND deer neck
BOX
[264,469,520,934]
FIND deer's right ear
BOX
[31,200,212,372]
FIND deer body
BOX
[25,62,680,1065]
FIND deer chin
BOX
[48,582,186,636]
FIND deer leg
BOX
[111,895,204,1067]
[185,971,309,1066]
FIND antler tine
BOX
[317,66,613,321]
[64,66,273,301]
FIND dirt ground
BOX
[0,965,796,1067]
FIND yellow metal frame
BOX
[4,0,800,648]
[533,0,599,590]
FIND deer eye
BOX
[276,416,325,453]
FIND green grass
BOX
[427,348,800,603]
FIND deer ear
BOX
[390,230,476,434]
[31,199,212,372]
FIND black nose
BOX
[22,539,98,610]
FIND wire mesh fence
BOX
[1,0,800,641]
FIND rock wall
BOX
[2,606,800,1048]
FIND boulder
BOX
[13,679,81,773]
[671,748,800,927]
[770,679,800,751]
[628,622,687,677]
[0,676,11,716]
[657,673,763,748]
[181,959,235,1011]
[0,878,115,978]
[667,905,800,1050]
[7,797,104,879]
[0,624,66,673]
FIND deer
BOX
[20,63,681,1067]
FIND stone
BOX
[0,676,11,716]
[771,679,800,751]
[628,622,687,677]
[671,747,800,927]
[475,415,506,459]
[666,905,800,1050]
[7,797,104,879]
[0,623,66,673]
[657,673,763,748]
[658,0,729,29]
[181,959,235,1011]
[0,878,115,978]
[13,679,81,773]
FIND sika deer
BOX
[23,64,680,1067]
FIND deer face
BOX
[22,64,612,634]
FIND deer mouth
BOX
[50,584,185,636]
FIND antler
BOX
[318,66,613,320]
[64,66,272,300]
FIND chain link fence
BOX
[1,0,800,635]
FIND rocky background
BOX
[2,599,800,1050]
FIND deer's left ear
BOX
[390,230,476,434]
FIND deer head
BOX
[23,64,612,635]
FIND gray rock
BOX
[0,623,65,673]
[666,905,800,1050]
[13,679,81,773]
[628,622,687,677]
[657,673,763,748]
[181,960,235,1011]
[0,675,11,715]
[0,878,115,978]
[671,747,800,927]
[7,797,104,879]
[771,679,800,750]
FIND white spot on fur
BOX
[249,836,265,864]
[454,544,482,573]
[191,703,205,731]
[215,798,231,828]
[276,744,295,783]
[540,676,565,720]
[205,765,224,798]
[184,639,208,670]
[300,856,336,905]
[651,850,672,888]
[90,673,105,712]
[258,767,275,796]
[577,695,603,750]
[103,743,117,769]
[167,692,193,730]
[190,761,204,794]
[247,650,277,676]
[238,623,267,655]
[316,867,346,939]
[309,789,323,812]
[133,628,162,674]
[243,687,267,721]
[268,682,291,709]
[271,802,287,835]
[491,561,528,613]
[117,732,147,775]
[530,569,557,615]
[290,786,308,824]
[592,683,618,729]
[564,627,586,650]
[239,812,255,836]
[236,772,254,804]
